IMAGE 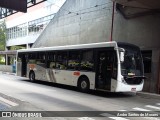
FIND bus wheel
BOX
[29,71,35,82]
[78,77,90,92]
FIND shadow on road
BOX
[21,79,136,98]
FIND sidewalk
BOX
[137,91,160,99]
[0,71,16,75]
[4,72,16,75]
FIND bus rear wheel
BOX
[29,71,35,82]
[78,77,90,92]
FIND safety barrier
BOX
[0,65,12,73]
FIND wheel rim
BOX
[81,81,87,89]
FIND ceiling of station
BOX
[114,0,160,9]
[0,0,27,13]
[0,0,160,19]
[0,0,46,19]
[112,0,160,19]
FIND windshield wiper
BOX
[124,76,146,79]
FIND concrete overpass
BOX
[0,0,46,18]
[113,0,160,19]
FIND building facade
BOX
[4,0,65,65]
[6,0,66,49]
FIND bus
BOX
[16,41,145,92]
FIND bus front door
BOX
[96,51,112,90]
[21,55,27,77]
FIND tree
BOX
[0,20,6,64]
[0,20,6,51]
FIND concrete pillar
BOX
[5,47,10,65]
[29,43,33,48]
[6,46,10,51]
[26,44,30,49]
[5,54,8,65]
[150,49,160,93]
[8,56,11,65]
[158,53,160,94]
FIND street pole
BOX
[110,1,115,42]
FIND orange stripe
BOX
[73,71,80,76]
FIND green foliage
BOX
[0,55,5,65]
[0,21,6,64]
[10,46,26,50]
[0,61,5,65]
[0,21,6,51]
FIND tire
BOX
[29,71,35,82]
[78,77,90,92]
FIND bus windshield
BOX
[118,44,143,77]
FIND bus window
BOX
[28,52,36,64]
[68,51,80,70]
[56,51,67,70]
[35,52,46,67]
[28,52,36,59]
[46,52,56,68]
[80,50,94,71]
[37,52,45,60]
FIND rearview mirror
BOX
[119,48,125,62]
[120,51,124,62]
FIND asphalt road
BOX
[0,73,159,120]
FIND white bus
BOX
[16,41,145,92]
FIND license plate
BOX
[131,88,136,92]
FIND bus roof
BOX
[17,41,118,53]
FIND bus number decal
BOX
[73,71,80,76]
[29,64,35,70]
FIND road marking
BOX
[100,113,110,117]
[146,105,160,110]
[109,117,130,120]
[132,107,151,111]
[0,97,18,106]
[78,117,95,120]
[156,103,160,105]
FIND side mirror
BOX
[120,51,125,62]
[119,48,125,62]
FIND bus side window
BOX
[80,50,94,71]
[56,51,67,70]
[68,51,80,70]
[36,52,46,67]
[46,52,56,68]
[50,62,56,68]
[28,52,36,64]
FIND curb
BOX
[0,71,16,75]
[137,92,160,99]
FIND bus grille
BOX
[124,78,143,85]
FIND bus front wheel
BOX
[78,77,90,92]
[29,71,35,82]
